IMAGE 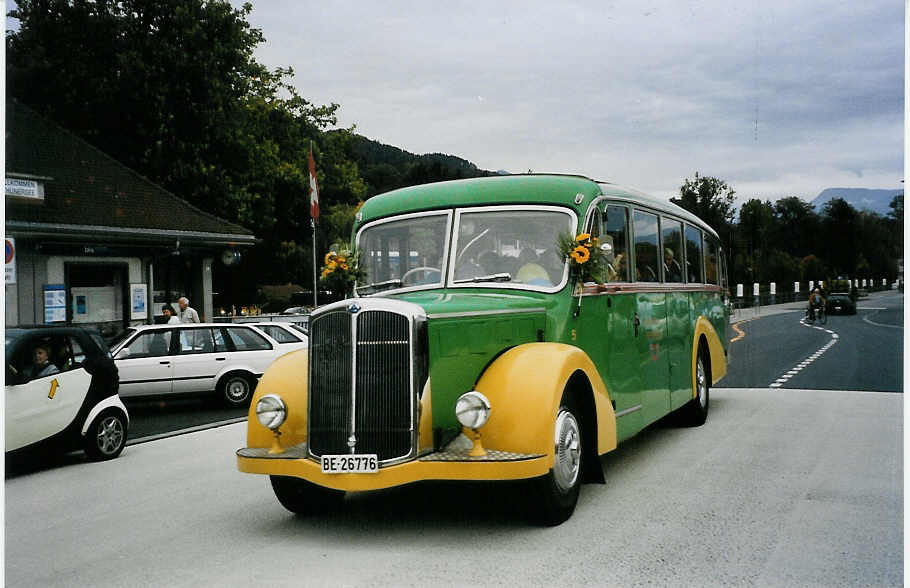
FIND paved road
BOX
[5,386,901,587]
[724,290,903,392]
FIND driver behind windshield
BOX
[26,344,60,380]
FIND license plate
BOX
[321,454,379,474]
[835,306,842,311]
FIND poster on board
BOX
[130,283,148,320]
[44,284,66,323]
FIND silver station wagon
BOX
[110,323,307,406]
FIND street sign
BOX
[5,238,16,284]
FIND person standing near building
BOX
[162,304,180,324]
[177,297,200,323]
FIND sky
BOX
[231,1,904,204]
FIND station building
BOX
[5,100,257,337]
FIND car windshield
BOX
[451,208,572,288]
[356,213,450,294]
[108,328,136,350]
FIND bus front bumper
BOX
[236,443,550,492]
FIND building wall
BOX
[6,243,215,329]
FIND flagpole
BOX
[312,217,317,308]
[309,140,318,309]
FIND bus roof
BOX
[355,174,719,238]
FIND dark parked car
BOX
[826,293,856,315]
[5,326,129,461]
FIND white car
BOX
[109,323,306,406]
[6,326,129,461]
[247,322,309,346]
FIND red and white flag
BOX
[308,147,320,223]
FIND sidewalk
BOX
[729,290,898,323]
[731,300,805,323]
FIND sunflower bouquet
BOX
[556,232,610,285]
[319,248,363,298]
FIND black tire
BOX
[528,394,583,526]
[218,371,256,407]
[83,410,127,461]
[269,475,345,515]
[680,350,710,426]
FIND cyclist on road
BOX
[808,287,825,321]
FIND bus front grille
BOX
[308,304,418,464]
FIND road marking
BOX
[767,319,839,388]
[730,322,746,342]
[862,310,902,330]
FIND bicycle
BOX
[805,305,827,325]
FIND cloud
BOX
[238,0,903,201]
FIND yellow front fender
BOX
[473,343,617,457]
[246,349,309,449]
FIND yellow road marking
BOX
[48,378,60,399]
[730,322,746,343]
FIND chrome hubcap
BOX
[553,409,581,493]
[696,358,707,409]
[227,378,249,401]
[97,416,123,455]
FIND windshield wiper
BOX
[453,273,512,284]
[356,278,403,293]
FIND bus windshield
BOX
[451,207,571,288]
[356,213,450,294]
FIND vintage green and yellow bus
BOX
[237,174,729,525]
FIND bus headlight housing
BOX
[455,391,491,429]
[256,394,287,430]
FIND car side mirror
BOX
[117,347,130,359]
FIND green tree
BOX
[819,198,859,276]
[737,199,775,282]
[672,173,737,280]
[672,173,737,230]
[772,196,820,258]
[7,0,368,299]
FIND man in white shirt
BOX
[178,297,200,323]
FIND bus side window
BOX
[603,205,630,282]
[705,236,719,284]
[633,210,660,283]
[684,225,704,283]
[661,218,684,283]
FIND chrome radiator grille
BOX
[308,304,419,463]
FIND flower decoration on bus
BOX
[557,232,609,284]
[319,247,364,298]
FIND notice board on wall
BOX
[44,284,66,323]
[70,286,122,323]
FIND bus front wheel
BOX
[528,394,583,526]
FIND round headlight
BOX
[256,394,287,430]
[455,391,491,429]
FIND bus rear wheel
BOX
[680,350,709,426]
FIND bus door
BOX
[600,204,643,441]
[662,217,692,411]
[631,210,671,426]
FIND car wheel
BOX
[680,350,710,426]
[83,410,127,461]
[218,372,255,407]
[528,393,583,526]
[270,475,345,515]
